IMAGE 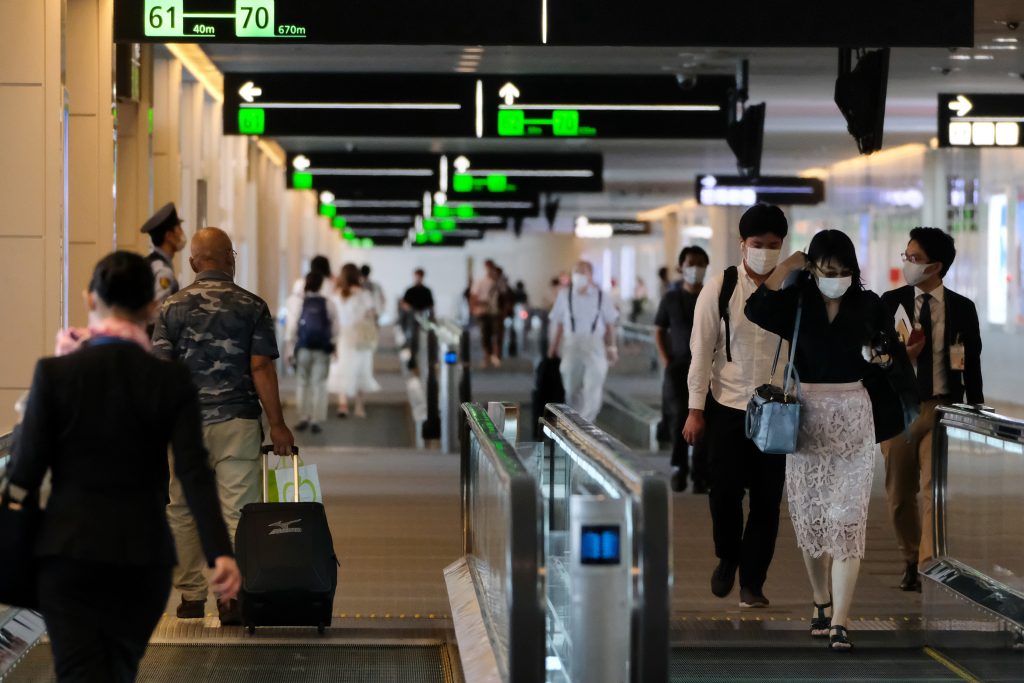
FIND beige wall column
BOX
[115,46,154,254]
[0,0,66,418]
[66,0,115,326]
[709,206,744,268]
[152,55,182,289]
[661,214,681,271]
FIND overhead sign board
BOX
[695,175,826,206]
[289,153,603,194]
[225,74,731,140]
[115,0,972,47]
[937,94,1024,148]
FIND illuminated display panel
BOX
[115,0,972,46]
[223,73,730,140]
[695,175,826,206]
[937,94,1024,149]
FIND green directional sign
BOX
[238,108,265,134]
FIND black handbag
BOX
[863,331,921,443]
[0,483,41,609]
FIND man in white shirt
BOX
[683,204,790,608]
[548,260,620,421]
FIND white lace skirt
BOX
[787,382,875,561]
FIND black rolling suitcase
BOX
[236,446,338,634]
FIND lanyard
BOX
[568,285,603,334]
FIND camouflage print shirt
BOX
[152,271,280,425]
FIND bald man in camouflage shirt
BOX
[153,227,294,624]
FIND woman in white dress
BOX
[328,263,380,417]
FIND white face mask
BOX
[571,272,590,289]
[903,261,934,287]
[816,275,852,300]
[681,265,707,285]
[744,246,781,275]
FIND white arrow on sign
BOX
[948,95,973,118]
[292,155,311,171]
[499,82,520,106]
[239,81,263,103]
[453,156,471,173]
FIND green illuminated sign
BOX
[433,204,476,219]
[456,204,474,218]
[236,1,274,37]
[141,1,308,40]
[293,172,313,189]
[332,216,347,229]
[360,238,373,248]
[498,109,595,138]
[343,228,355,239]
[440,219,456,231]
[415,233,427,244]
[423,219,438,231]
[429,232,442,244]
[434,205,452,218]
[452,174,514,193]
[144,0,185,37]
[238,108,265,134]
[319,204,337,217]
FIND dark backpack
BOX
[718,266,739,362]
[297,297,333,352]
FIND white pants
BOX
[296,348,331,423]
[560,333,608,422]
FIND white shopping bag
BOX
[266,457,322,503]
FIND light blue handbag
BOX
[745,295,803,455]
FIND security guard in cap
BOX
[141,202,186,307]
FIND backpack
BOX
[718,266,739,362]
[297,297,333,352]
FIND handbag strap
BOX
[768,291,804,398]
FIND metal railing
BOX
[538,404,670,683]
[617,321,657,347]
[925,404,1024,633]
[451,402,544,683]
[601,389,661,453]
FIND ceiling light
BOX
[949,54,972,60]
[463,47,484,53]
[456,68,477,73]
[980,44,1018,50]
[994,37,1018,43]
[973,54,995,60]
[319,191,335,205]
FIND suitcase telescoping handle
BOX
[260,445,301,503]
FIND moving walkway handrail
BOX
[929,404,1024,630]
[459,403,544,683]
[618,321,657,346]
[539,404,670,683]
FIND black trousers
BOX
[38,557,172,683]
[705,397,786,591]
[478,314,505,358]
[662,360,709,485]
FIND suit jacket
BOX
[9,339,232,567]
[880,285,984,405]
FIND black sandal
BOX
[828,625,854,651]
[811,599,832,638]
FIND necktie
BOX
[917,293,934,399]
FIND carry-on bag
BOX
[237,446,338,634]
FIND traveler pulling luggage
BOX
[236,446,338,634]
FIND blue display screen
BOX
[444,351,458,365]
[580,525,620,565]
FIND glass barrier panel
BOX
[942,424,1024,595]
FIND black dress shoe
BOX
[711,560,738,598]
[176,597,206,619]
[739,587,770,608]
[218,598,242,626]
[899,561,921,592]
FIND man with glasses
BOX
[153,227,295,624]
[881,227,983,592]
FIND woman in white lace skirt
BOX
[746,230,908,652]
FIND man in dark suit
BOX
[881,227,983,592]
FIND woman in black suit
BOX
[7,251,241,682]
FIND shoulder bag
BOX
[745,293,803,455]
[0,478,41,609]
